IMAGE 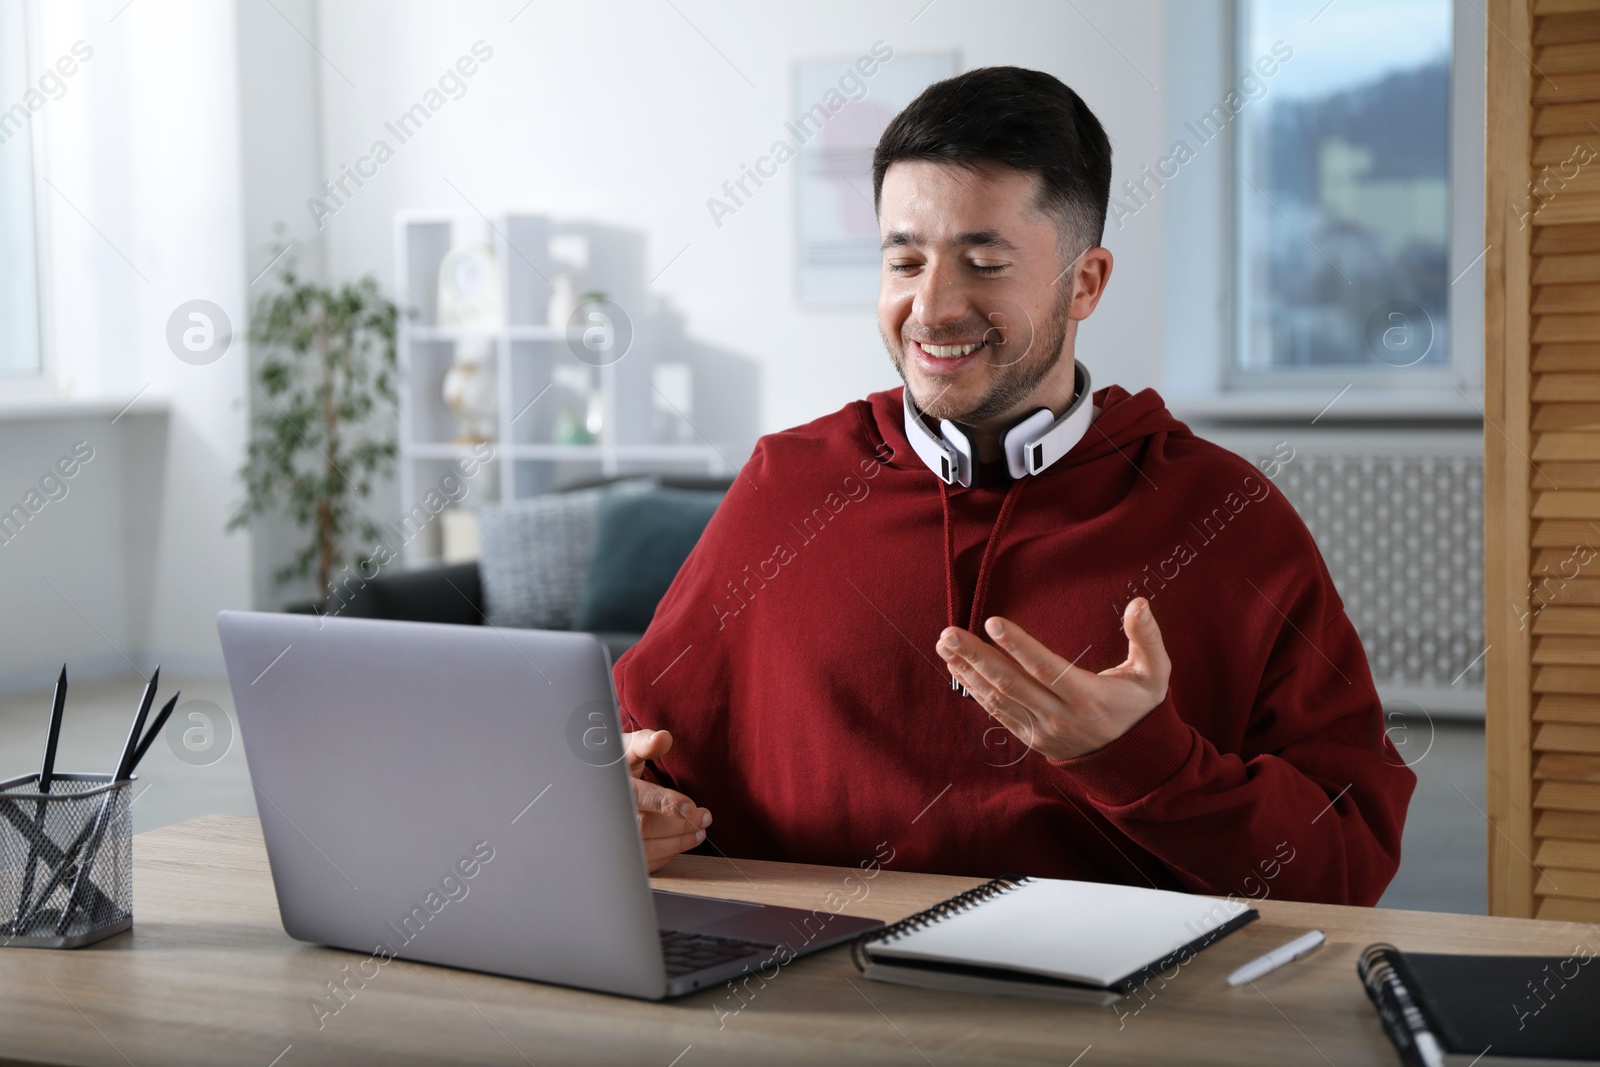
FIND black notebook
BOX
[851,874,1258,1005]
[1359,943,1600,1066]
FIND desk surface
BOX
[0,816,1590,1066]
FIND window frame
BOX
[0,0,54,392]
[1162,0,1484,408]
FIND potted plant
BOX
[229,253,400,606]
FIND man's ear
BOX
[1065,245,1114,321]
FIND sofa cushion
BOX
[573,488,724,633]
[476,489,605,630]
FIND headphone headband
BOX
[901,361,1093,486]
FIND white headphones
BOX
[901,360,1093,486]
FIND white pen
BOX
[1226,930,1326,987]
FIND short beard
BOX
[886,281,1075,426]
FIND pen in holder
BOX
[0,665,178,949]
[0,773,133,947]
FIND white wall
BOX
[234,0,330,611]
[0,0,253,689]
[118,2,254,674]
[302,0,1169,438]
[0,413,144,695]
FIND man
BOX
[613,67,1414,906]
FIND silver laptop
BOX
[217,610,882,999]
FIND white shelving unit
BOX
[395,211,726,565]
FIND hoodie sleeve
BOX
[610,443,771,767]
[1047,552,1416,907]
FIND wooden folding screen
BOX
[1485,0,1600,920]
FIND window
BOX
[0,0,44,378]
[1234,0,1453,381]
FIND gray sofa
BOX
[323,474,733,661]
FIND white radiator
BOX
[1202,427,1484,717]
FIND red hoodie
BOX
[614,385,1415,906]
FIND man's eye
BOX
[887,262,921,273]
[972,264,1005,275]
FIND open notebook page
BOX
[868,878,1251,987]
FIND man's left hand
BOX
[936,597,1171,762]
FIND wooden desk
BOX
[0,816,1592,1066]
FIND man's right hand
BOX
[623,729,711,872]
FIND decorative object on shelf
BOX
[551,364,598,445]
[0,665,177,948]
[230,250,399,601]
[440,339,497,444]
[436,227,501,444]
[436,234,501,330]
[554,405,595,445]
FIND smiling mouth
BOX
[914,340,988,359]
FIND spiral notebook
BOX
[851,874,1258,1005]
[1359,943,1600,1066]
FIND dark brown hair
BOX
[872,66,1113,251]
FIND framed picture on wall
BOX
[794,49,960,306]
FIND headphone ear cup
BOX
[937,419,974,487]
[1001,408,1054,479]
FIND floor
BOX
[1374,717,1487,915]
[0,678,1488,914]
[0,674,257,837]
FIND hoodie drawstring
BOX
[939,475,1028,695]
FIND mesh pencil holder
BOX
[0,772,133,948]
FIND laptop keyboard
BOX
[659,928,777,978]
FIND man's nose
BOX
[913,263,972,330]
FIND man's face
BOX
[877,161,1080,426]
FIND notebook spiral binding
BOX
[849,873,1030,973]
[1357,943,1432,1067]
